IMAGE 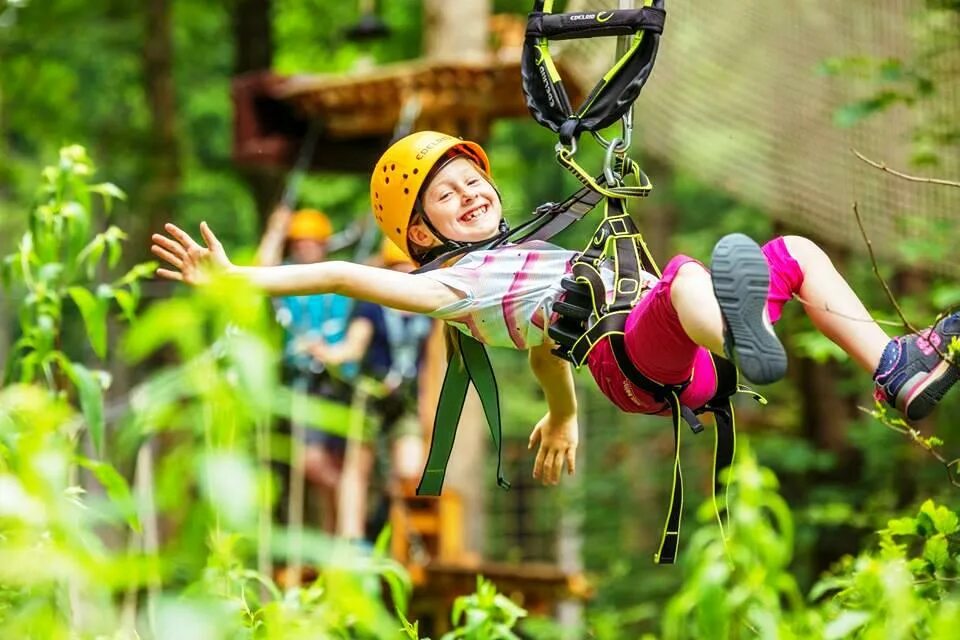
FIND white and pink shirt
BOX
[420,241,657,350]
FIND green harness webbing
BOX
[417,330,510,496]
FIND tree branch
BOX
[851,201,920,335]
[852,149,960,189]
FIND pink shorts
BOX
[587,236,804,414]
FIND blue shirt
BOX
[275,293,355,376]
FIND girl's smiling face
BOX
[411,156,503,246]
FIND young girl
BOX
[152,131,960,486]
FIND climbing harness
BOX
[416,0,763,564]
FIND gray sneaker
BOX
[710,233,787,385]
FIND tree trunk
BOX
[142,0,181,245]
[420,0,492,560]
[231,0,284,219]
[423,0,491,62]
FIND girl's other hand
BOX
[152,222,233,285]
[528,412,578,486]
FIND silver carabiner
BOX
[555,137,578,157]
[604,136,627,186]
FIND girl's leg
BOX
[671,235,889,373]
[672,235,788,385]
[670,262,724,356]
[782,235,889,373]
[671,233,960,420]
[777,235,960,420]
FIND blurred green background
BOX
[2,0,960,638]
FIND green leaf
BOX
[115,261,158,287]
[106,236,122,269]
[886,517,919,536]
[76,456,141,533]
[921,500,959,535]
[77,235,106,279]
[373,523,392,557]
[824,611,871,640]
[88,182,126,200]
[88,182,126,214]
[397,608,421,639]
[60,360,106,455]
[68,286,108,358]
[924,535,949,571]
[113,288,137,323]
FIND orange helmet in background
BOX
[380,237,413,268]
[369,131,490,262]
[287,208,333,241]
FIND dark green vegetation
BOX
[2,0,960,638]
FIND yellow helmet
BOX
[380,237,413,267]
[287,209,333,242]
[369,131,490,262]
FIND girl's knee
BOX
[670,261,712,307]
[782,235,825,263]
[672,261,710,288]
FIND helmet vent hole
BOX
[391,164,395,171]
[385,177,390,184]
[395,227,401,234]
[403,188,409,195]
[413,168,419,175]
[402,173,408,179]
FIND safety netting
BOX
[555,0,960,273]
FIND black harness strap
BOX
[525,7,665,41]
[522,0,666,141]
[542,171,749,565]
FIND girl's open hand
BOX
[151,222,233,285]
[528,412,578,486]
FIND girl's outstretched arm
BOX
[527,340,579,486]
[151,222,461,314]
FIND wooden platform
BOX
[232,57,583,174]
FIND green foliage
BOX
[660,443,960,639]
[819,2,959,165]
[399,576,529,640]
[443,576,528,640]
[1,145,150,448]
[0,150,417,638]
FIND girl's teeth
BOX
[463,205,485,222]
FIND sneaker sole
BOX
[902,358,960,421]
[711,233,787,385]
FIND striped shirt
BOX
[420,241,657,350]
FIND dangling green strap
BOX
[417,331,510,497]
[654,391,685,565]
[711,398,736,544]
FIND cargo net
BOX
[555,0,960,274]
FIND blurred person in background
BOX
[307,239,437,541]
[257,204,357,535]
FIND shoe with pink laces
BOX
[873,313,960,420]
